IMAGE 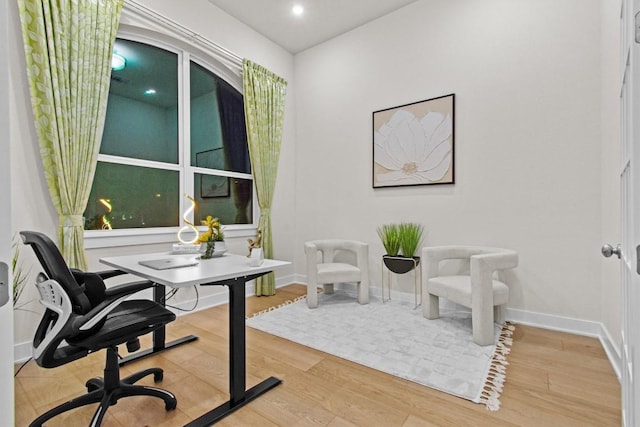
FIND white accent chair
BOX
[305,240,369,308]
[422,246,518,346]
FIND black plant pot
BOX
[383,255,420,274]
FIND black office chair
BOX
[20,231,178,427]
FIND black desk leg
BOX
[185,277,282,427]
[153,283,167,351]
[119,283,198,366]
[229,279,246,402]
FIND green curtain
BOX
[18,0,123,269]
[243,59,287,296]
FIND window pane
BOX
[84,162,179,230]
[102,39,179,164]
[190,61,250,174]
[85,34,255,240]
[194,174,253,225]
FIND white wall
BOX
[294,0,613,323]
[9,0,297,346]
[0,0,14,422]
[9,0,621,357]
[600,0,622,350]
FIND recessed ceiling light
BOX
[144,88,156,95]
[111,53,126,71]
[292,4,304,16]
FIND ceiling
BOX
[207,0,419,54]
[109,1,420,106]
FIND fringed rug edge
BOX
[479,321,515,411]
[247,294,308,318]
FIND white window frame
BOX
[85,16,256,249]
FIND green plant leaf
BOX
[398,222,424,257]
[12,235,30,308]
[377,223,401,256]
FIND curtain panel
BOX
[217,81,251,224]
[18,0,123,269]
[242,59,287,296]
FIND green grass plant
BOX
[377,223,401,256]
[399,222,424,257]
[12,236,30,309]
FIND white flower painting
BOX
[373,94,454,187]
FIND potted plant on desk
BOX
[198,215,224,259]
[378,222,424,274]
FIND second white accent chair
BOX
[304,240,370,308]
[422,246,519,346]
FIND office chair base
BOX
[29,348,177,427]
[85,367,164,392]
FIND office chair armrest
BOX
[72,281,156,332]
[96,269,127,280]
[73,292,142,332]
[104,280,156,299]
[70,268,127,285]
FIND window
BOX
[84,35,253,246]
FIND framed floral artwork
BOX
[373,93,455,188]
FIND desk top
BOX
[100,252,290,288]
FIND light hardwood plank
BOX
[14,284,621,426]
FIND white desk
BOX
[100,252,289,288]
[100,252,290,427]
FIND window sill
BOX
[84,226,257,249]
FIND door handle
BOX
[601,243,621,259]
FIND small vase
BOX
[215,240,226,253]
[201,241,215,259]
[248,247,264,266]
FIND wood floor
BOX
[14,284,621,426]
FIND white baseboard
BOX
[505,307,601,336]
[14,342,31,364]
[14,275,623,384]
[598,323,622,381]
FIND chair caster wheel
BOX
[154,371,164,383]
[86,378,102,392]
[166,399,177,411]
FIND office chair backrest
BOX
[19,231,102,367]
[20,231,93,314]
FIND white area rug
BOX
[247,291,513,410]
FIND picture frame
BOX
[372,93,455,188]
[196,148,230,198]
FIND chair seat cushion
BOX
[427,275,509,307]
[70,300,176,351]
[317,263,362,284]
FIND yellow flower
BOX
[197,231,212,243]
[198,215,223,243]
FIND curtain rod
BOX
[123,0,243,70]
